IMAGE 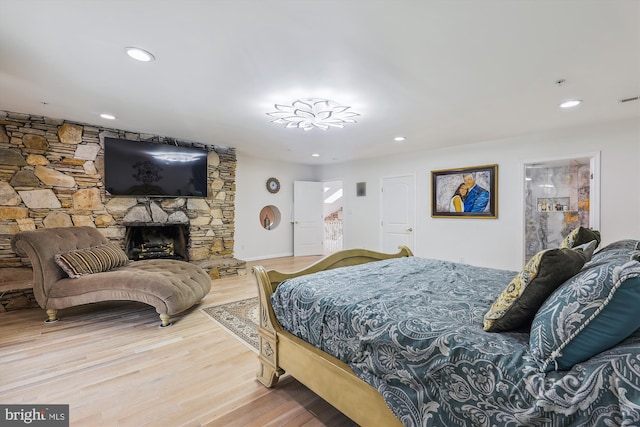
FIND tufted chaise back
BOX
[11,226,110,308]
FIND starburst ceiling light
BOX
[267,98,360,131]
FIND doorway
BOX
[323,180,343,253]
[381,174,415,253]
[523,153,600,263]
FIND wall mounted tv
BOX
[104,137,208,197]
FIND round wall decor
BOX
[266,177,280,193]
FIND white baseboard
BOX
[241,252,294,262]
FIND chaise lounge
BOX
[10,226,211,327]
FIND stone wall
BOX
[0,110,241,277]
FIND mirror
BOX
[259,205,281,230]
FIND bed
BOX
[254,235,640,426]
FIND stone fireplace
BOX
[0,110,247,304]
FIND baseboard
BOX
[241,252,294,262]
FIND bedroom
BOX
[1,0,639,426]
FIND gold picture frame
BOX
[431,164,498,218]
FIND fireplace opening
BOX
[124,224,189,261]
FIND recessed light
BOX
[394,136,406,142]
[559,99,582,109]
[125,47,155,62]
[311,153,320,157]
[100,113,116,120]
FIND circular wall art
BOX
[266,177,280,193]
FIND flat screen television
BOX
[104,137,208,197]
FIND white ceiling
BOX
[1,0,638,165]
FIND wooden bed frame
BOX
[254,246,413,426]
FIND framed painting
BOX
[431,164,498,218]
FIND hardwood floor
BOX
[0,256,359,427]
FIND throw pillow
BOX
[560,227,601,249]
[483,247,589,332]
[571,240,597,262]
[529,258,640,372]
[55,243,130,278]
[595,239,640,252]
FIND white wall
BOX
[235,118,639,270]
[319,118,640,271]
[234,154,319,260]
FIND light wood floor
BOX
[0,256,359,427]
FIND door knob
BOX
[407,227,413,232]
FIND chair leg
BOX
[45,309,59,323]
[159,314,172,328]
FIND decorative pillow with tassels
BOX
[529,257,640,372]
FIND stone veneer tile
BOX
[43,211,73,228]
[150,202,169,223]
[57,123,83,144]
[34,165,76,187]
[0,181,21,205]
[22,134,49,151]
[0,207,28,219]
[105,198,138,212]
[72,188,103,210]
[74,143,101,160]
[0,148,27,166]
[18,189,61,209]
[123,205,152,223]
[26,154,49,165]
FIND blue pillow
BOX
[588,248,640,268]
[595,239,640,252]
[530,258,640,372]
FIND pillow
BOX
[529,258,640,372]
[55,243,130,278]
[559,227,601,249]
[595,239,640,252]
[483,247,589,332]
[571,240,598,262]
[588,248,640,267]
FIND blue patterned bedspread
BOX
[270,257,640,426]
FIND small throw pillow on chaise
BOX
[55,243,130,278]
[483,242,595,332]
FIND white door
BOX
[293,181,324,256]
[381,175,415,253]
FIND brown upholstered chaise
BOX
[10,226,211,327]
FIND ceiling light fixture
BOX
[100,113,116,120]
[394,136,406,142]
[559,99,582,109]
[267,98,360,131]
[311,153,320,157]
[125,47,155,62]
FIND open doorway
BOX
[523,153,600,264]
[323,180,343,253]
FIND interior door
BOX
[293,181,324,256]
[381,175,415,253]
